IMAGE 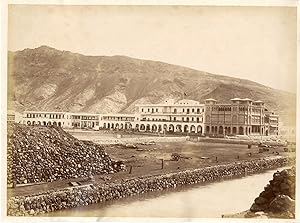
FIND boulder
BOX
[250,203,264,212]
[255,196,268,205]
[280,182,289,191]
[269,195,295,213]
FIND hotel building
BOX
[204,98,279,136]
[134,99,205,134]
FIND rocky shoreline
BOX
[224,166,295,219]
[7,156,292,216]
[248,166,295,218]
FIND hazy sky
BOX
[8,5,297,93]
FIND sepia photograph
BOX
[2,1,298,221]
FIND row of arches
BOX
[103,122,133,130]
[205,125,268,136]
[102,122,204,134]
[25,120,62,127]
[206,126,242,135]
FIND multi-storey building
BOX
[15,97,279,136]
[7,110,16,123]
[204,98,279,136]
[71,113,100,129]
[100,114,137,130]
[134,99,205,134]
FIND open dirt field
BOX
[105,141,292,176]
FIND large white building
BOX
[134,99,205,134]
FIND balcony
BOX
[140,112,203,115]
[139,119,202,123]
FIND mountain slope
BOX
[8,46,296,126]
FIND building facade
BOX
[100,114,137,130]
[134,99,205,134]
[204,98,279,136]
[15,97,279,136]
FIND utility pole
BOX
[223,106,226,137]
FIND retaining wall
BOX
[7,156,292,216]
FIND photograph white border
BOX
[1,1,299,223]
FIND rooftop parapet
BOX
[205,98,217,105]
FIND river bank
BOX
[7,156,292,216]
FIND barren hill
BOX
[8,46,296,126]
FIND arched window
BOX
[232,115,237,123]
[206,115,210,122]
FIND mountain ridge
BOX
[9,46,285,90]
[8,45,296,126]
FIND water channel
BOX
[43,167,286,218]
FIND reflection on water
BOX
[43,167,286,218]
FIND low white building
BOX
[100,113,137,130]
[18,111,100,130]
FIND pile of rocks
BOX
[7,156,291,216]
[250,167,295,218]
[7,123,125,185]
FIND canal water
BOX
[43,167,286,218]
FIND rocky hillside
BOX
[8,46,296,125]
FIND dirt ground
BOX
[7,132,295,199]
[105,141,292,176]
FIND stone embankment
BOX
[7,124,125,185]
[249,166,295,218]
[7,156,291,216]
[197,137,286,146]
